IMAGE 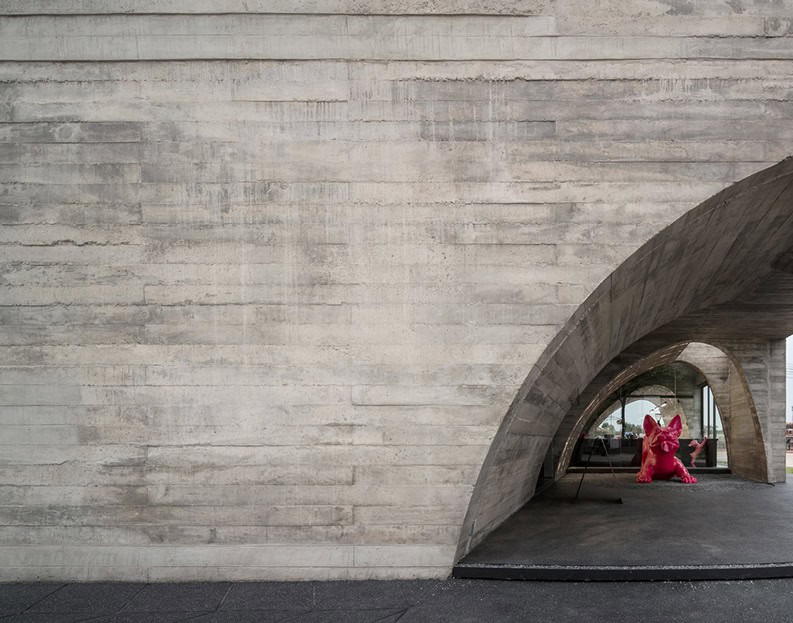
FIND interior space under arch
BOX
[457,158,793,562]
[562,346,766,478]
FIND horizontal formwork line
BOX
[0,110,786,117]
[2,58,793,65]
[5,56,793,63]
[0,302,557,306]
[0,442,491,448]
[0,483,475,487]
[0,5,773,18]
[0,160,777,167]
[0,428,496,433]
[0,137,781,144]
[4,154,766,159]
[0,180,748,187]
[0,407,504,411]
[0,565,366,570]
[0,17,777,30]
[0,564,451,569]
[0,141,143,146]
[2,98,791,108]
[0,178,754,184]
[0,360,529,364]
[0,162,774,170]
[0,12,545,17]
[0,503,448,507]
[5,72,793,85]
[3,95,789,102]
[0,525,460,530]
[0,383,508,388]
[0,207,707,214]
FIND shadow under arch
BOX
[456,158,793,561]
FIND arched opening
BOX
[456,158,793,567]
[577,393,685,469]
[569,366,724,471]
[454,342,779,581]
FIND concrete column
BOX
[682,340,785,483]
[679,343,752,479]
[726,339,787,483]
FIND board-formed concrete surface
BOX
[2,1,793,581]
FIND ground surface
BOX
[4,578,793,622]
[458,473,789,571]
[6,473,793,621]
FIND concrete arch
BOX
[678,342,770,481]
[557,343,692,471]
[457,158,793,560]
[559,343,768,481]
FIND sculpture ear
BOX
[668,414,682,436]
[643,414,658,435]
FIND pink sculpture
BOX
[688,436,708,468]
[636,414,697,484]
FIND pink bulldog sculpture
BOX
[636,414,697,484]
[688,436,708,468]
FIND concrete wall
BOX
[2,1,793,580]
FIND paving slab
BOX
[281,610,405,622]
[0,615,102,623]
[310,580,433,610]
[77,614,199,623]
[219,582,313,611]
[27,583,141,614]
[188,612,305,623]
[121,582,230,613]
[0,584,63,617]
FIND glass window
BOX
[623,399,662,438]
[593,401,622,437]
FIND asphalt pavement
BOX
[3,578,793,623]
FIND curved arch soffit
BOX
[675,342,768,479]
[558,344,763,476]
[559,347,703,471]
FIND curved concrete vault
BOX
[556,343,767,480]
[457,158,793,560]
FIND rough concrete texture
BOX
[680,342,772,482]
[1,2,793,581]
